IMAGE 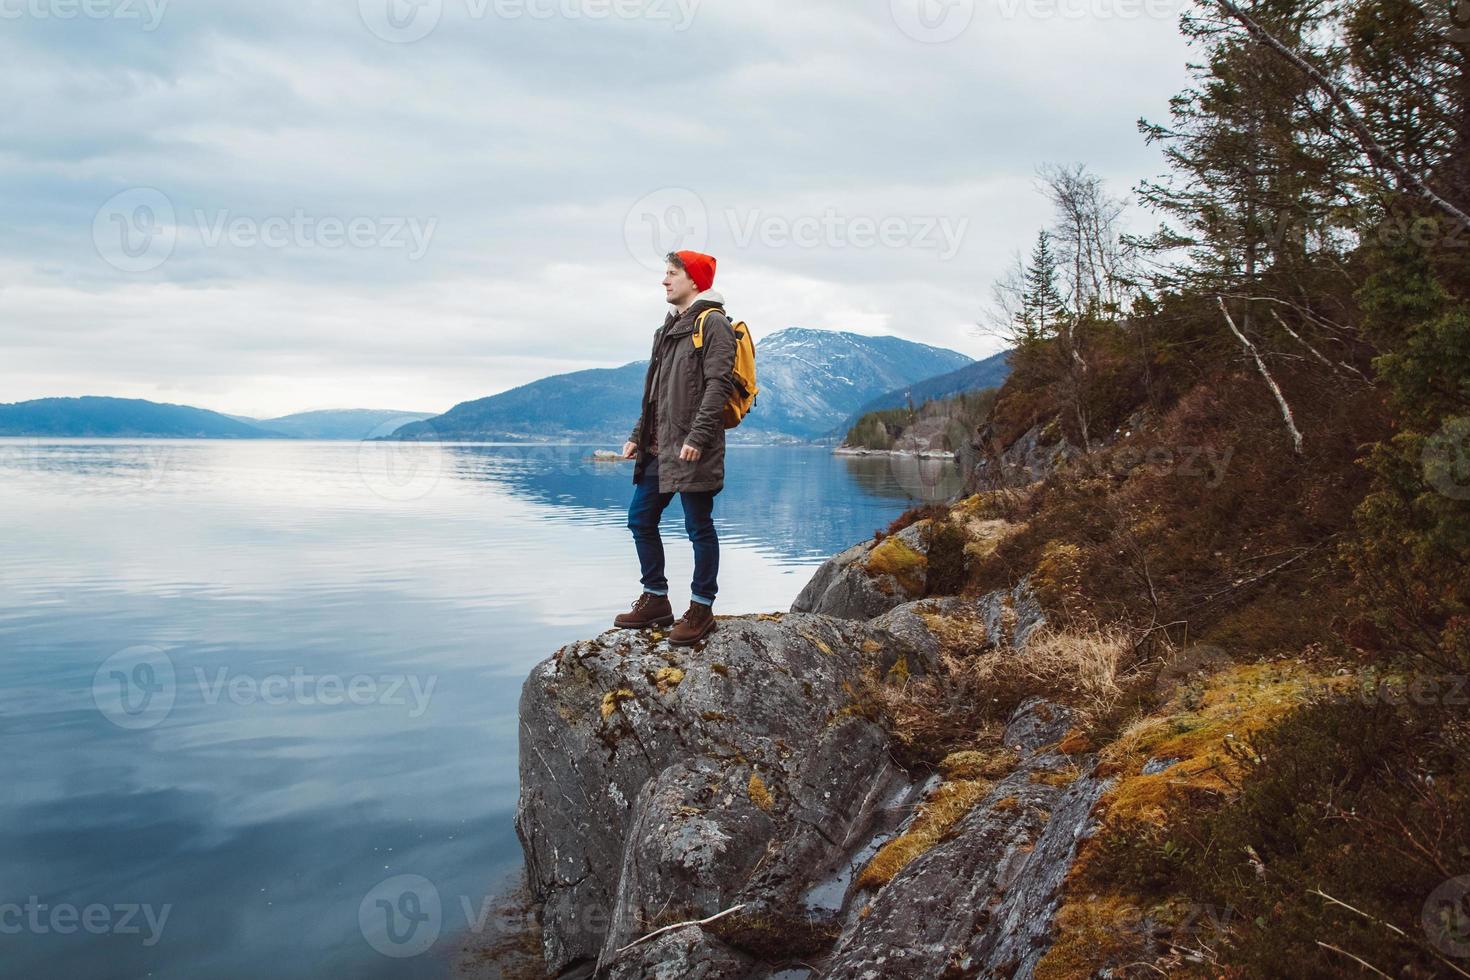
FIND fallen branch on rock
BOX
[614,903,747,954]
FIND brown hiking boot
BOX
[614,591,674,629]
[668,601,717,647]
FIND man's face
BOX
[663,263,698,306]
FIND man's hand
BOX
[679,443,702,461]
[622,440,638,459]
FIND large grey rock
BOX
[515,612,908,977]
[977,577,1047,650]
[868,596,977,674]
[790,521,930,620]
[516,573,1083,979]
[823,699,1110,980]
[963,764,1111,976]
[970,420,1078,491]
[599,924,754,980]
[1001,695,1074,753]
[871,581,1047,673]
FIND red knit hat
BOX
[673,250,717,292]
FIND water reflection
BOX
[0,440,954,979]
[432,443,961,563]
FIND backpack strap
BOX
[691,308,723,351]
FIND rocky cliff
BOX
[512,501,1112,979]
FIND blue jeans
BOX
[627,455,719,605]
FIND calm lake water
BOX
[0,440,962,979]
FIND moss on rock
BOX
[855,778,992,890]
[866,533,928,595]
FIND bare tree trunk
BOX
[1269,308,1372,384]
[1038,162,1129,456]
[1218,296,1305,454]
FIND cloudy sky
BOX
[1,0,1192,419]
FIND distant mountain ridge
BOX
[257,409,437,440]
[0,399,438,440]
[1,330,985,443]
[824,350,1012,440]
[389,327,976,443]
[0,397,283,438]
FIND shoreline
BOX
[831,445,957,459]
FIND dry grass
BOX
[863,620,1144,764]
[939,748,1020,781]
[969,359,1383,651]
[1005,625,1135,720]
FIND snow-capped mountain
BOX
[388,327,976,443]
[740,328,975,439]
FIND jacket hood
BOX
[671,289,724,311]
[662,290,726,336]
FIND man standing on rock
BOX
[617,249,737,646]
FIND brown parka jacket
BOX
[627,290,737,493]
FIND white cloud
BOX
[0,0,1191,417]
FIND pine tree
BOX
[1013,230,1068,347]
[1131,0,1357,334]
[1335,0,1470,667]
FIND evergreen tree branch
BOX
[1213,0,1470,233]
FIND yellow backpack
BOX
[693,309,759,429]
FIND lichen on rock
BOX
[511,511,1144,978]
[515,613,910,976]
